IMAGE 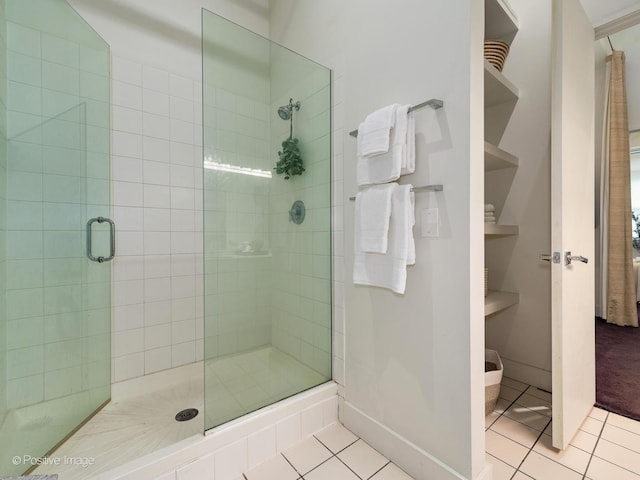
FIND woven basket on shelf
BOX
[484,40,509,72]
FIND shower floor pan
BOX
[25,346,326,479]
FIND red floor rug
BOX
[595,314,640,422]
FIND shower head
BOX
[277,99,300,121]
[278,105,292,120]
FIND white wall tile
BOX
[171,232,195,255]
[113,206,144,231]
[145,346,172,374]
[112,57,143,86]
[144,112,171,139]
[113,181,143,207]
[114,352,145,382]
[172,319,195,344]
[145,277,171,303]
[145,300,172,326]
[143,65,170,94]
[114,303,145,332]
[144,136,172,163]
[145,323,171,350]
[144,160,171,185]
[171,187,195,210]
[144,184,171,209]
[301,402,324,438]
[144,232,171,255]
[113,328,144,357]
[277,414,302,451]
[113,131,143,159]
[144,256,172,279]
[170,74,193,101]
[176,453,214,480]
[171,119,195,144]
[113,105,143,135]
[248,425,277,469]
[113,279,144,307]
[171,96,195,123]
[112,80,142,110]
[170,165,195,188]
[144,89,170,117]
[112,155,143,183]
[172,341,195,367]
[115,232,144,257]
[214,439,247,480]
[144,208,171,232]
[113,254,144,280]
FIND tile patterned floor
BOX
[237,423,413,480]
[487,377,640,480]
[240,377,640,480]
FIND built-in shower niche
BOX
[202,10,332,430]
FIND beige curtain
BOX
[606,51,638,327]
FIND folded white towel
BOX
[485,220,496,224]
[484,213,496,219]
[357,105,410,186]
[355,184,396,253]
[484,204,495,212]
[354,184,415,294]
[401,108,416,175]
[357,104,398,157]
[485,215,496,222]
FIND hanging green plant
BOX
[275,137,304,180]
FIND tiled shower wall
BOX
[110,55,205,382]
[202,87,273,359]
[269,69,332,377]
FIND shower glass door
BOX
[0,0,111,475]
[202,10,332,430]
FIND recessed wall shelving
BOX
[484,0,519,318]
[485,290,519,316]
[485,141,518,171]
[484,224,519,236]
[484,60,519,108]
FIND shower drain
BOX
[175,408,199,422]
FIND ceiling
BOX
[579,0,640,26]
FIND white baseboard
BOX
[501,357,552,391]
[340,400,471,480]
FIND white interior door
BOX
[550,0,596,450]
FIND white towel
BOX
[355,183,396,253]
[484,204,495,212]
[354,184,415,294]
[357,104,398,157]
[357,105,411,186]
[401,109,416,175]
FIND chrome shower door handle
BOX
[87,217,116,263]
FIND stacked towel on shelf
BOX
[354,184,415,294]
[356,104,415,186]
[484,203,496,224]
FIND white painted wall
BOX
[269,2,486,479]
[484,0,554,390]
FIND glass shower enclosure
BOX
[0,0,111,475]
[202,11,332,429]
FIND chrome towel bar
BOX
[349,184,443,201]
